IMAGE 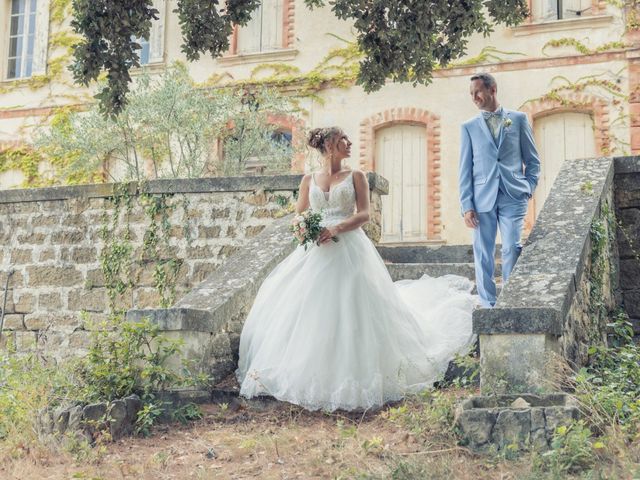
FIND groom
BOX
[458,73,541,308]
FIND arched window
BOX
[244,128,293,174]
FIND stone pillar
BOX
[479,333,560,394]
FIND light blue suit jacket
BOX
[459,109,541,213]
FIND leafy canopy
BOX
[70,0,528,116]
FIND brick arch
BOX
[519,94,610,155]
[359,108,442,240]
[267,113,306,173]
[519,94,609,234]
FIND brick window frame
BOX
[520,94,609,233]
[359,108,442,240]
[267,113,305,172]
[214,114,305,173]
[520,94,610,154]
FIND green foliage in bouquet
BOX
[291,210,338,250]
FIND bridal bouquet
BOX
[291,210,338,249]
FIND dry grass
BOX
[0,388,524,480]
[0,387,621,480]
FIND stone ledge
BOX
[473,157,614,332]
[473,307,563,335]
[614,155,640,174]
[0,172,388,204]
[378,244,500,264]
[127,307,217,333]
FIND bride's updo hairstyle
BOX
[308,127,343,154]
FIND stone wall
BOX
[473,157,619,394]
[615,157,640,333]
[0,174,388,362]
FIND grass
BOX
[3,313,640,478]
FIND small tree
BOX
[36,65,302,182]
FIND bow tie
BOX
[482,110,502,120]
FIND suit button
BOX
[497,157,501,162]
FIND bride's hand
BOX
[318,226,339,244]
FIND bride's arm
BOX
[294,174,311,214]
[318,171,370,243]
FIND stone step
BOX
[386,262,502,282]
[377,244,502,265]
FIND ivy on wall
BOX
[589,202,618,343]
[202,42,361,105]
[542,38,630,56]
[521,70,630,156]
[0,107,100,188]
[99,183,187,313]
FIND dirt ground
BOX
[0,392,538,480]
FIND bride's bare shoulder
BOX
[350,169,368,182]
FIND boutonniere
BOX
[503,118,512,129]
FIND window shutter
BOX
[261,0,283,50]
[237,2,263,54]
[148,0,165,64]
[32,0,50,75]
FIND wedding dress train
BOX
[236,171,477,411]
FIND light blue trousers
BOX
[473,189,528,308]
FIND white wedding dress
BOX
[236,171,477,411]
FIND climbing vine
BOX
[99,183,185,313]
[201,42,361,104]
[139,190,183,308]
[100,183,135,313]
[542,38,630,57]
[0,147,42,186]
[446,46,527,67]
[588,201,617,344]
[521,69,630,156]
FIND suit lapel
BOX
[497,110,511,151]
[477,115,498,150]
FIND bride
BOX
[236,127,477,412]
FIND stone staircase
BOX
[377,244,502,295]
[202,244,505,404]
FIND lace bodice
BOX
[308,171,356,225]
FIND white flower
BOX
[299,221,306,229]
[503,118,512,128]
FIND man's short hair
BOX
[470,73,497,90]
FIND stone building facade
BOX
[0,0,639,245]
